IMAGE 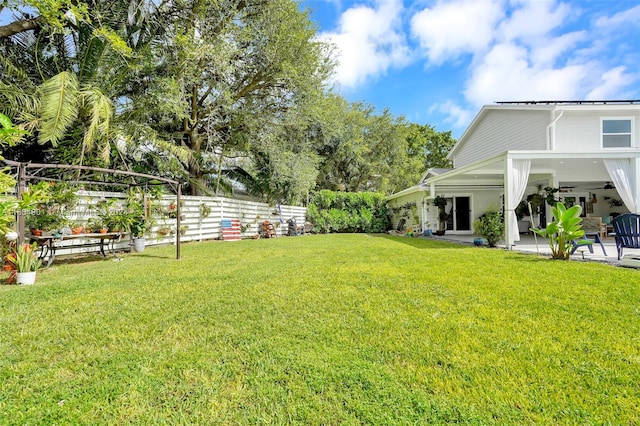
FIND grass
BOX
[1,234,639,424]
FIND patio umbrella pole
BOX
[528,202,540,255]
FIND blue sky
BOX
[298,0,640,137]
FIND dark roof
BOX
[496,100,640,105]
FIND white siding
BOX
[472,190,502,222]
[555,110,640,150]
[454,110,549,168]
[388,191,428,231]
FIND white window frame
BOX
[601,117,633,149]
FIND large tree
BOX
[308,94,411,194]
[0,0,455,203]
[119,0,333,196]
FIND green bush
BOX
[473,207,504,247]
[307,190,390,233]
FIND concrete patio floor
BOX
[426,232,640,266]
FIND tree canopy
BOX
[0,0,457,203]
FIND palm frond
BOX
[112,121,196,168]
[154,139,195,166]
[37,71,80,146]
[0,56,36,88]
[188,176,217,196]
[81,86,113,155]
[0,82,39,119]
[79,35,108,83]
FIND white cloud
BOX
[464,42,588,105]
[318,0,410,88]
[410,0,504,63]
[586,67,636,100]
[497,0,571,42]
[594,4,640,30]
[529,31,587,67]
[430,100,475,129]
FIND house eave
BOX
[386,184,429,201]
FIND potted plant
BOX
[6,243,42,285]
[70,221,85,235]
[433,196,449,236]
[157,226,171,236]
[24,181,78,235]
[129,216,150,252]
[125,188,160,252]
[87,218,107,234]
[473,207,504,247]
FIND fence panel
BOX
[33,192,307,257]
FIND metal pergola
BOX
[4,160,183,260]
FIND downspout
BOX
[546,108,564,150]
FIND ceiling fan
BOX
[588,182,615,190]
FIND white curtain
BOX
[604,159,637,213]
[507,159,531,244]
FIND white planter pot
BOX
[133,237,146,253]
[17,271,37,285]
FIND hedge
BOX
[307,190,390,233]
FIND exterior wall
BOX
[387,191,428,231]
[555,109,640,151]
[422,189,502,234]
[453,109,548,168]
[471,190,502,222]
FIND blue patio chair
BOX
[612,213,640,260]
[571,233,606,257]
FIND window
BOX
[602,118,632,148]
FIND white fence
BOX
[38,191,307,257]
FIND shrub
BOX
[307,190,389,233]
[473,207,504,247]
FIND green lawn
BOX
[1,234,639,424]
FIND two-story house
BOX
[387,100,640,248]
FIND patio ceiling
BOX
[427,153,622,189]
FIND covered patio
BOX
[425,232,630,264]
[425,150,640,248]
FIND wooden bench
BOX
[612,213,640,260]
[30,232,125,267]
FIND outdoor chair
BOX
[571,232,607,257]
[612,213,640,260]
[582,216,607,239]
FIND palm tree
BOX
[0,1,191,168]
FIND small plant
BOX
[410,204,420,228]
[473,207,504,247]
[200,203,211,218]
[87,217,107,233]
[6,243,42,272]
[433,196,449,232]
[532,202,590,260]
